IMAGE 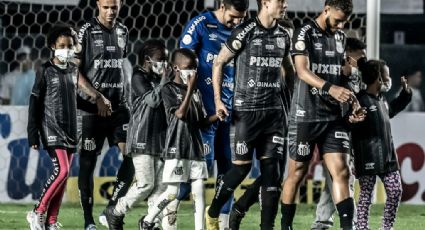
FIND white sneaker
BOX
[26,211,46,230]
[85,224,97,230]
[46,222,62,230]
[98,209,109,228]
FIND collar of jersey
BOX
[255,17,278,32]
[95,17,116,32]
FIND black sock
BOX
[281,203,296,230]
[233,176,261,213]
[259,186,279,230]
[108,155,135,206]
[208,164,251,218]
[336,197,354,229]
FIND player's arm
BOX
[179,15,203,50]
[27,67,46,149]
[281,54,295,95]
[213,46,236,121]
[77,72,112,117]
[294,55,352,103]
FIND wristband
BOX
[322,81,332,93]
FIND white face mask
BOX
[179,69,196,84]
[380,77,392,93]
[349,66,361,93]
[54,48,74,63]
[148,57,167,76]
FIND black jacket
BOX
[349,88,411,177]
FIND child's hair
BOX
[171,48,197,69]
[138,39,166,65]
[358,57,387,85]
[46,24,77,49]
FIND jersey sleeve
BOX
[225,21,256,54]
[27,66,47,147]
[291,25,311,56]
[132,72,164,108]
[75,22,90,70]
[179,15,206,50]
[161,84,180,115]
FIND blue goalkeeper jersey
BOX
[179,11,235,118]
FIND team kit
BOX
[25,0,411,230]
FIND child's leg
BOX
[356,175,376,230]
[35,148,72,214]
[144,183,179,224]
[191,179,205,230]
[45,150,73,224]
[379,171,402,230]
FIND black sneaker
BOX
[138,216,159,230]
[229,208,245,230]
[105,206,124,230]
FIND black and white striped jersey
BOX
[76,17,128,113]
[225,17,291,112]
[126,67,168,157]
[161,81,206,161]
[290,20,347,122]
[28,61,78,150]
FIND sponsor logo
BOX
[297,142,310,156]
[136,143,146,149]
[276,37,285,48]
[265,44,275,50]
[369,105,377,112]
[94,39,104,47]
[249,56,283,67]
[272,136,284,145]
[297,24,312,41]
[236,22,256,41]
[94,59,124,69]
[296,110,306,117]
[311,87,319,95]
[235,99,243,106]
[106,46,116,52]
[90,30,102,34]
[314,43,322,50]
[182,34,192,45]
[83,138,96,151]
[311,63,341,76]
[236,141,248,155]
[222,81,234,90]
[206,23,218,29]
[277,146,284,155]
[174,166,184,175]
[365,162,375,170]
[252,39,262,46]
[325,51,335,57]
[209,33,218,41]
[98,82,124,89]
[93,82,100,89]
[47,136,57,142]
[248,79,255,87]
[335,131,349,140]
[232,40,242,51]
[122,124,128,131]
[78,22,91,43]
[205,77,212,85]
[187,16,206,35]
[206,52,234,67]
[295,41,305,51]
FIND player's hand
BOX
[401,76,411,93]
[328,85,353,103]
[215,100,229,121]
[96,94,112,117]
[31,145,38,150]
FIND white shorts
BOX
[162,159,208,183]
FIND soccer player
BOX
[103,39,169,230]
[353,59,411,230]
[311,37,366,230]
[26,24,79,230]
[178,0,248,228]
[75,0,134,229]
[280,1,364,230]
[139,48,215,230]
[205,0,294,229]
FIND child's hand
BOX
[401,76,411,93]
[187,70,198,89]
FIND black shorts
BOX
[288,120,350,162]
[233,110,286,161]
[77,108,130,154]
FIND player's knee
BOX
[136,182,155,194]
[232,163,252,179]
[334,167,350,182]
[260,158,280,187]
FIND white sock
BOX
[162,199,180,230]
[219,214,230,230]
[145,183,179,223]
[191,179,205,230]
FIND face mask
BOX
[148,57,167,76]
[179,69,196,84]
[348,66,361,93]
[380,77,392,93]
[54,48,74,63]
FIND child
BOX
[349,59,412,230]
[26,24,79,230]
[139,48,217,230]
[102,39,172,230]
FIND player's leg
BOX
[355,175,376,230]
[311,165,335,229]
[379,171,402,229]
[45,150,73,227]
